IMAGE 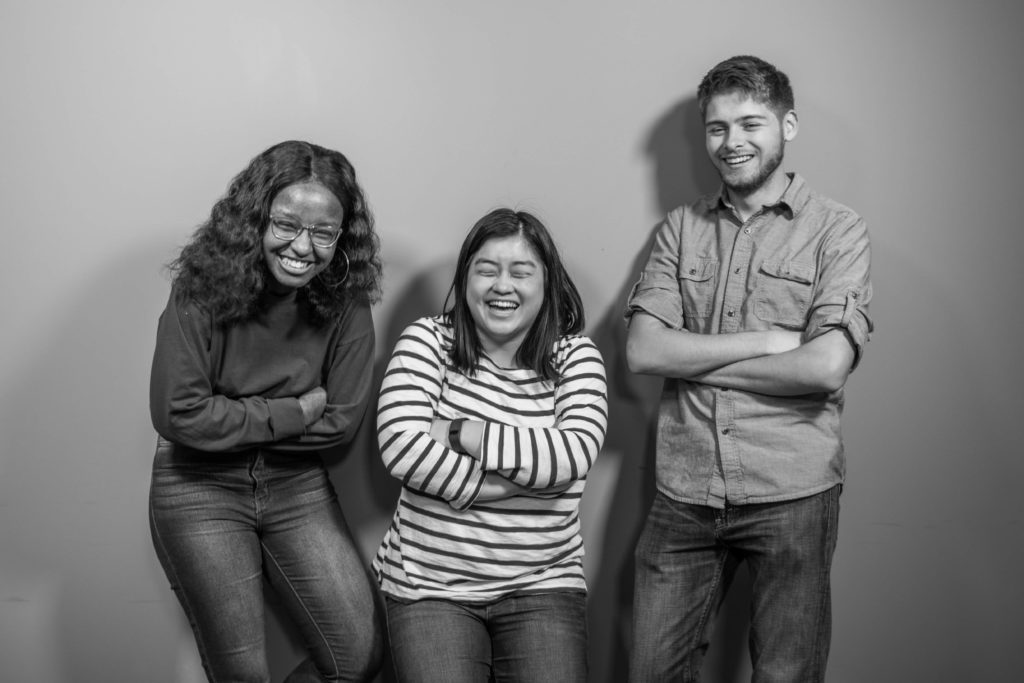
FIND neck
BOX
[479,339,523,370]
[726,169,791,221]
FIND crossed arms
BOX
[626,312,854,396]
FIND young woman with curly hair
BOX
[149,140,384,682]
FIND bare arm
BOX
[626,312,801,378]
[693,329,855,396]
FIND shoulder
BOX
[659,192,722,235]
[397,315,452,355]
[551,334,605,372]
[791,175,864,228]
[164,286,214,327]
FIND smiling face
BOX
[704,90,797,200]
[465,234,546,366]
[262,180,343,293]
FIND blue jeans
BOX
[385,592,588,683]
[630,486,841,683]
[149,438,383,682]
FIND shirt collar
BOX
[711,173,810,220]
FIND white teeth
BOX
[488,301,518,310]
[281,257,312,272]
[726,155,754,165]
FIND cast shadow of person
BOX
[586,94,754,683]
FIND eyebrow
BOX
[472,256,538,268]
[270,212,340,227]
[706,114,769,127]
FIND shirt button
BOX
[721,428,730,435]
[689,268,696,275]
[744,228,751,234]
[734,268,741,274]
[727,310,735,317]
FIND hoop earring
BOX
[319,249,350,289]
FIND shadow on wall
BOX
[583,95,756,683]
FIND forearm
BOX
[694,329,854,396]
[626,312,797,378]
[152,388,306,451]
[381,428,483,505]
[444,419,596,488]
[474,472,530,502]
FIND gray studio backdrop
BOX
[1,1,1020,681]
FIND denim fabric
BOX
[385,592,587,683]
[630,486,840,683]
[149,438,383,682]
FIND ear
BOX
[782,109,799,142]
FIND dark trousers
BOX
[630,486,841,683]
[149,438,383,682]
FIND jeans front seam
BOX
[684,546,730,683]
[261,541,340,681]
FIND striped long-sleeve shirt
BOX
[373,316,608,603]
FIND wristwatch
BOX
[448,418,467,453]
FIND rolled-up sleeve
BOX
[805,212,874,368]
[625,210,685,330]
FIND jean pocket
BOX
[754,259,814,327]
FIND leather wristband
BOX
[448,418,467,453]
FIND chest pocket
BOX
[755,260,815,327]
[678,258,717,321]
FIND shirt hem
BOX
[656,480,843,509]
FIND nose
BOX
[491,272,513,293]
[290,228,314,254]
[723,126,745,151]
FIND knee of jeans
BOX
[347,605,385,680]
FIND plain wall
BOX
[1,1,1021,681]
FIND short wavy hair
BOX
[698,55,795,120]
[444,208,585,382]
[170,140,381,325]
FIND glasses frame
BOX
[268,215,344,248]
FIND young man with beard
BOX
[624,55,873,682]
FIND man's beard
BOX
[723,142,785,195]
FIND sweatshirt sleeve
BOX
[148,293,306,451]
[377,319,485,510]
[477,337,608,488]
[278,300,376,451]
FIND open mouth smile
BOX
[487,300,519,311]
[279,256,313,274]
[724,154,755,166]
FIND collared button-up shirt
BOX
[625,174,873,508]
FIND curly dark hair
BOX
[170,140,382,325]
[443,208,585,382]
[697,55,795,120]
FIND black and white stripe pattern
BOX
[373,316,608,602]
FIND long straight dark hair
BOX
[443,208,585,382]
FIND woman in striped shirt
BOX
[373,208,608,682]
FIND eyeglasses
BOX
[268,215,343,248]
